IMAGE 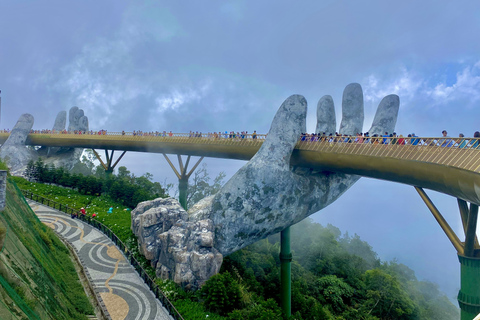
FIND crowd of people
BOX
[300,130,480,148]
[2,128,480,148]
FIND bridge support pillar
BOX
[416,188,480,319]
[458,255,480,320]
[163,154,204,211]
[91,149,127,175]
[280,227,292,317]
[178,177,188,210]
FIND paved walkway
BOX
[28,200,173,320]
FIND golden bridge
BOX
[1,132,479,206]
[2,131,480,319]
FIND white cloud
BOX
[363,68,424,106]
[362,61,480,114]
[425,62,480,105]
[154,80,212,113]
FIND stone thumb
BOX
[252,94,307,168]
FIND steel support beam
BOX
[91,149,127,175]
[464,204,479,257]
[415,187,464,253]
[163,154,204,210]
[417,188,480,319]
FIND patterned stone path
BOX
[28,200,173,320]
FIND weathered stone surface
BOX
[68,107,89,132]
[133,83,400,289]
[0,114,38,174]
[3,114,34,146]
[4,107,91,174]
[132,197,222,290]
[53,111,67,132]
[368,94,400,136]
[316,95,336,135]
[78,116,89,132]
[339,83,364,135]
[43,107,89,169]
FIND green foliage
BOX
[228,298,283,320]
[315,275,354,312]
[14,160,459,320]
[187,163,226,208]
[173,299,226,320]
[202,272,242,315]
[24,159,168,209]
[0,178,94,319]
[362,268,417,319]
[0,221,6,251]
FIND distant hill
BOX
[0,177,95,319]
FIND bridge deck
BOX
[1,133,480,205]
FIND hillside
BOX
[0,178,95,319]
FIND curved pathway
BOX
[27,200,173,320]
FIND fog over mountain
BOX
[2,0,480,301]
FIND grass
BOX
[11,176,157,278]
[10,176,232,319]
[1,178,94,319]
[11,176,134,241]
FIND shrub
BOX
[202,272,242,315]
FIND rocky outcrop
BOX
[0,113,38,174]
[131,198,222,290]
[132,83,400,289]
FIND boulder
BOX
[131,198,223,290]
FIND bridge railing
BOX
[3,132,480,172]
[297,136,480,173]
[2,130,480,149]
[6,131,478,149]
[0,130,267,140]
[21,190,185,320]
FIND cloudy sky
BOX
[2,0,480,301]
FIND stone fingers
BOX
[316,95,336,135]
[251,94,307,169]
[339,83,364,136]
[367,94,400,136]
[68,107,89,132]
[3,114,34,146]
[53,111,66,131]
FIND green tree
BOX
[363,268,417,319]
[187,163,226,208]
[228,298,283,320]
[24,160,36,181]
[314,275,354,312]
[202,271,242,315]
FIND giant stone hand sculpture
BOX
[132,83,399,289]
[39,106,89,169]
[0,107,89,174]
